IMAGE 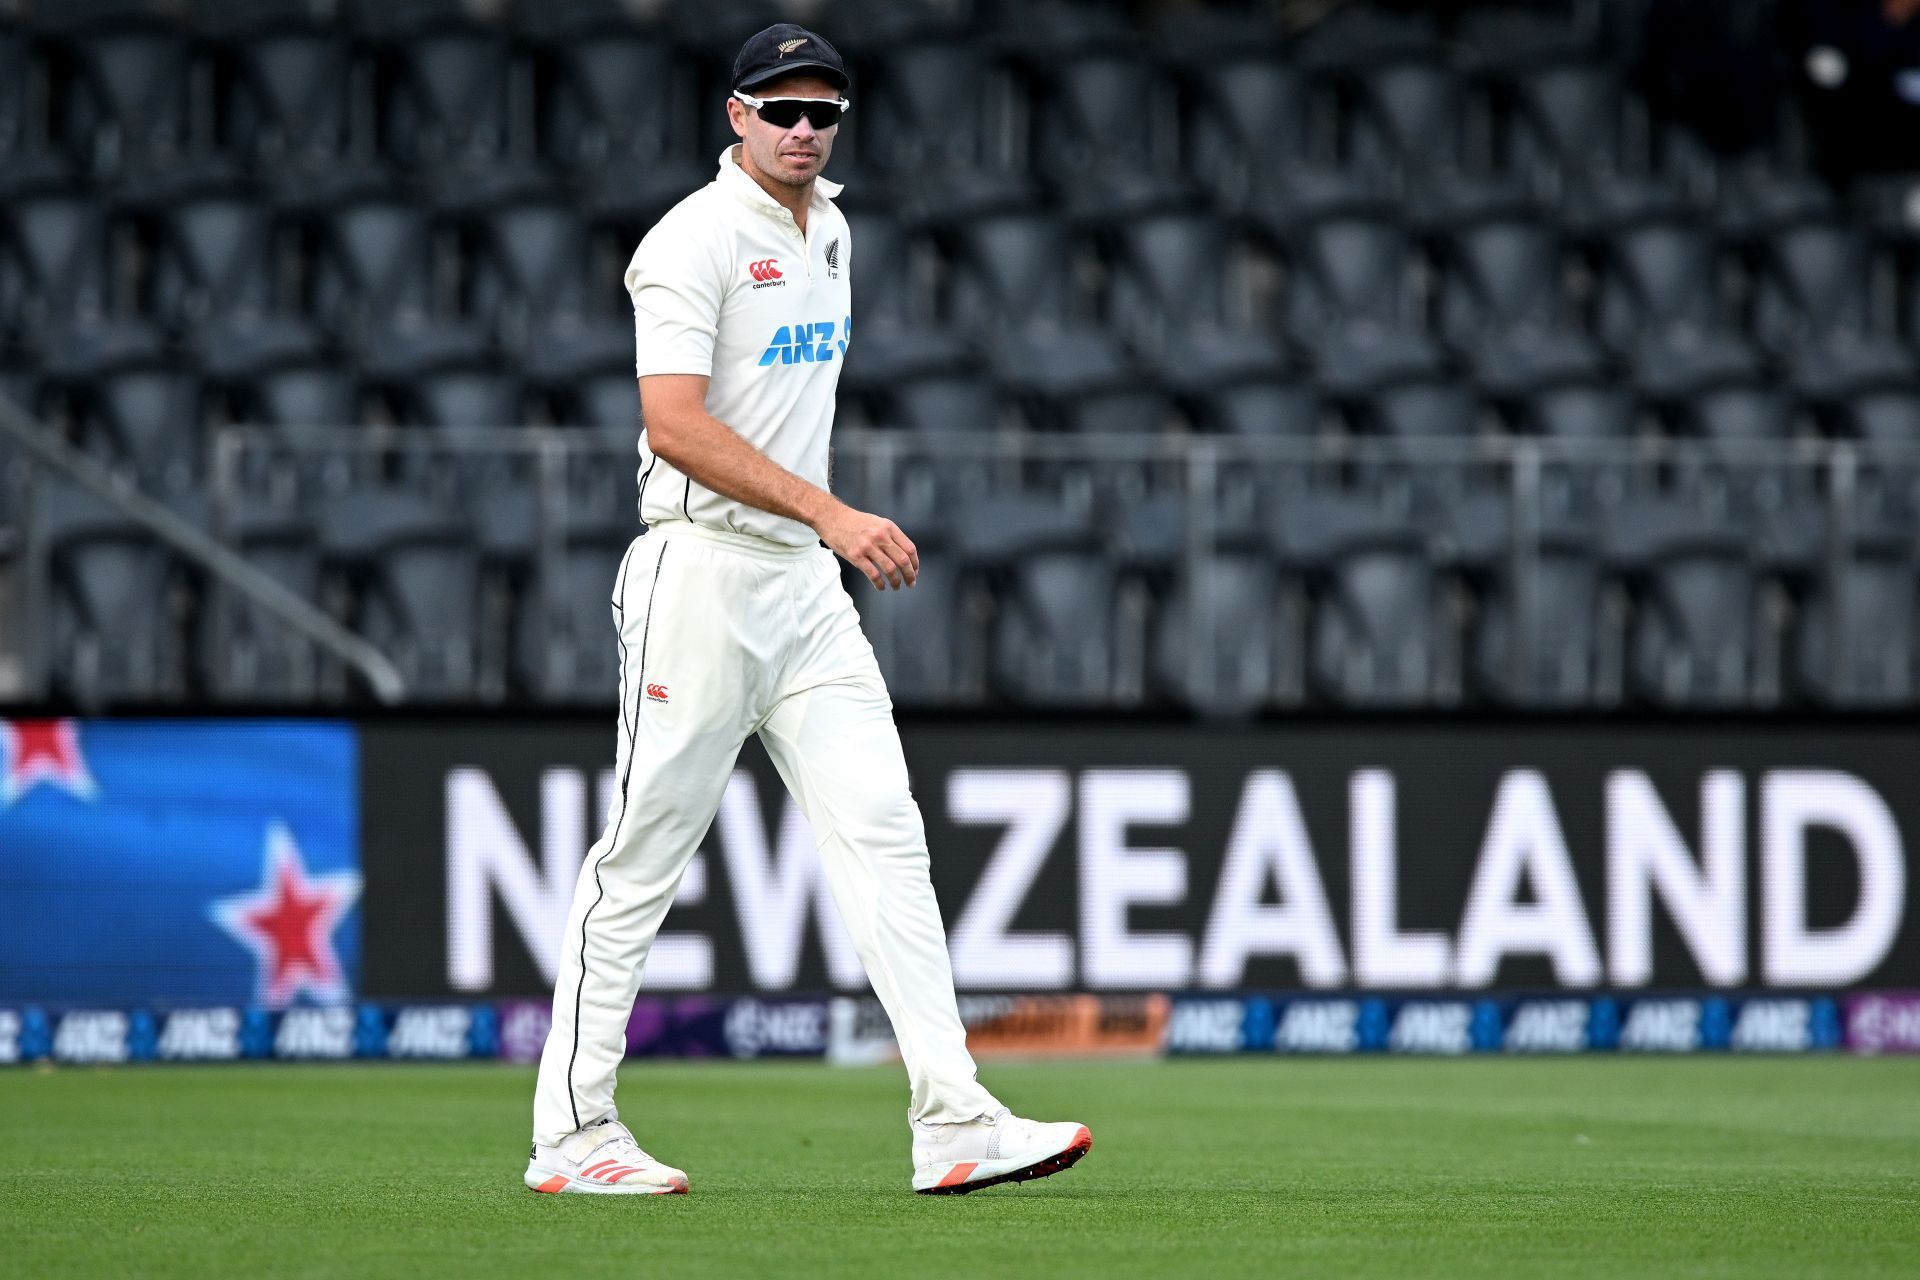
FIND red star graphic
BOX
[210,823,361,1009]
[1,719,97,807]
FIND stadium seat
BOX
[1344,59,1473,191]
[855,549,980,705]
[1357,376,1488,504]
[514,508,629,702]
[1751,219,1878,356]
[75,363,208,495]
[1606,499,1762,706]
[561,365,640,436]
[992,549,1137,706]
[1499,59,1628,193]
[1792,514,1918,706]
[380,25,524,173]
[146,190,323,377]
[1,190,117,341]
[1279,203,1450,399]
[1516,378,1643,517]
[1627,330,1765,408]
[1104,211,1281,388]
[838,211,968,397]
[224,30,370,185]
[322,487,482,700]
[60,19,198,177]
[1283,206,1419,344]
[1185,57,1314,212]
[1672,380,1808,518]
[889,373,1008,436]
[1153,550,1295,716]
[1200,377,1321,440]
[541,30,683,173]
[308,195,489,372]
[1031,53,1195,214]
[1594,215,1726,352]
[947,211,1094,339]
[989,328,1150,436]
[40,481,185,703]
[1273,491,1449,705]
[1434,207,1571,350]
[863,42,1038,216]
[232,363,370,501]
[203,501,324,702]
[466,197,630,379]
[403,366,525,430]
[244,362,361,428]
[1455,493,1612,705]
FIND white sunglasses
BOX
[731,89,851,129]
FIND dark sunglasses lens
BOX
[759,100,841,129]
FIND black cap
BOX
[732,23,850,94]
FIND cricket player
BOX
[525,24,1092,1197]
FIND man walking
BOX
[525,24,1092,1197]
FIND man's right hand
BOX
[816,501,919,590]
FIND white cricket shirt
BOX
[625,144,853,548]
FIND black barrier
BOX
[359,718,1919,999]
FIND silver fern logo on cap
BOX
[777,37,809,56]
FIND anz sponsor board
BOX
[274,1006,356,1060]
[1728,997,1841,1052]
[51,1010,131,1063]
[1617,997,1717,1052]
[1271,999,1365,1053]
[383,1005,498,1060]
[155,1008,245,1061]
[1386,1001,1481,1055]
[1503,999,1598,1052]
[1164,997,1257,1054]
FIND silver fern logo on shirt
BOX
[824,237,840,280]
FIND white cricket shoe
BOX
[524,1118,689,1196]
[910,1107,1092,1195]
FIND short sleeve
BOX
[626,215,726,378]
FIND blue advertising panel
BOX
[0,719,359,1008]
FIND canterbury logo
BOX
[645,683,669,703]
[777,37,809,56]
[747,259,783,282]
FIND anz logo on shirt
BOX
[758,316,851,366]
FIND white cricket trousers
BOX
[532,521,1000,1145]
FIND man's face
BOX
[728,73,840,187]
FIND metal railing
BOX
[0,401,406,705]
[3,420,1914,707]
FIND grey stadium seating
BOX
[0,0,1913,712]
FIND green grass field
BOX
[2,1058,1917,1278]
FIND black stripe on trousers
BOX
[567,539,669,1131]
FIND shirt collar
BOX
[717,145,842,219]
